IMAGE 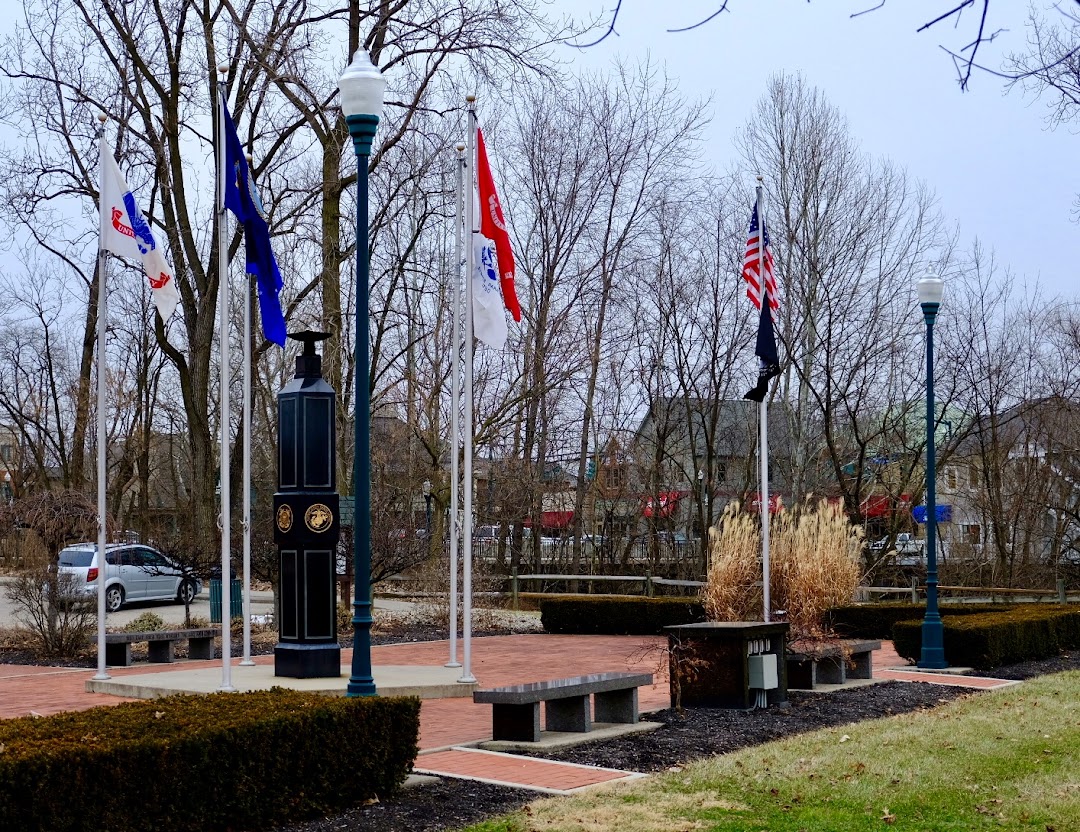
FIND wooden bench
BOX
[786,639,881,689]
[104,628,217,667]
[473,672,653,742]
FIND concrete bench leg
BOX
[105,642,132,667]
[594,688,638,724]
[188,636,214,660]
[147,640,176,663]
[546,695,591,733]
[815,656,845,685]
[847,650,873,680]
[786,659,816,689]
[491,703,541,742]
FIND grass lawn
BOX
[464,671,1080,831]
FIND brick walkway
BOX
[0,635,1018,792]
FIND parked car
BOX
[57,543,202,613]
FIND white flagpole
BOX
[756,178,771,624]
[458,96,477,684]
[93,112,110,682]
[446,140,465,669]
[241,179,254,666]
[217,66,234,690]
[239,151,255,665]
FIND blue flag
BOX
[222,96,287,347]
[744,286,781,403]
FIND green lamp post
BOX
[917,272,947,669]
[338,48,384,697]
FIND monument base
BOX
[274,642,342,679]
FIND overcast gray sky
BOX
[552,1,1078,303]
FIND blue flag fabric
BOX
[744,286,781,403]
[222,97,287,347]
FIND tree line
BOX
[0,0,1076,586]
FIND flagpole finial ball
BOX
[756,174,763,183]
[466,94,476,103]
[96,112,107,124]
[218,63,229,74]
[455,142,466,153]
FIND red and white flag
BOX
[99,138,179,322]
[476,127,521,323]
[742,200,778,315]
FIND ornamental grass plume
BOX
[703,501,762,622]
[770,498,863,639]
[705,498,863,640]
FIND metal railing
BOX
[507,568,705,608]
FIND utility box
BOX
[665,622,789,710]
[747,653,779,690]
[273,331,341,679]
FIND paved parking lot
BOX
[0,576,275,628]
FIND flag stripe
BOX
[742,202,778,314]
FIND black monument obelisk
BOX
[273,331,341,678]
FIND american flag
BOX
[742,202,779,314]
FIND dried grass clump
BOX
[703,502,762,622]
[705,499,863,640]
[771,499,863,639]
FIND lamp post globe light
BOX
[917,272,947,669]
[339,49,385,697]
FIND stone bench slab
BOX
[473,672,652,704]
[474,672,653,743]
[104,629,217,667]
[787,639,881,688]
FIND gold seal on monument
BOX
[305,503,333,532]
[276,504,294,532]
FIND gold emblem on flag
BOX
[276,504,293,533]
[305,503,333,533]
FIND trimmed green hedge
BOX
[0,688,419,832]
[826,603,1015,639]
[892,605,1080,669]
[540,595,706,635]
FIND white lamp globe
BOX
[338,49,385,119]
[916,273,944,306]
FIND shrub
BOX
[892,605,1080,669]
[705,500,862,639]
[0,688,420,832]
[827,602,1015,639]
[2,565,94,657]
[123,611,167,633]
[540,596,706,635]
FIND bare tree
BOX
[738,73,948,543]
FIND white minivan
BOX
[57,543,201,613]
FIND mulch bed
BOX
[269,651,1080,832]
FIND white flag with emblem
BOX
[99,139,179,322]
[472,232,507,350]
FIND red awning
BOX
[642,491,686,519]
[749,493,782,514]
[860,493,911,518]
[541,510,574,529]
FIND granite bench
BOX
[103,628,217,667]
[786,639,881,688]
[473,671,653,742]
